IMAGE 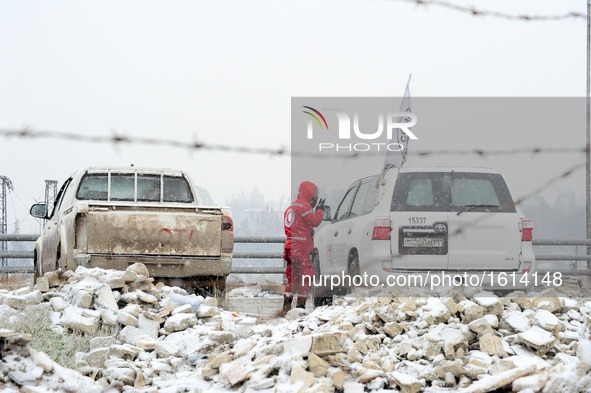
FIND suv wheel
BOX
[347,252,360,294]
[312,250,332,307]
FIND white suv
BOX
[313,167,535,295]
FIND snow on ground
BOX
[0,265,590,392]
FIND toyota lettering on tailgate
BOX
[112,227,200,242]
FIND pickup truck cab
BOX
[30,166,233,293]
[313,167,535,295]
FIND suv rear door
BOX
[446,172,521,270]
[390,172,449,270]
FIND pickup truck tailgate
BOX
[86,206,222,257]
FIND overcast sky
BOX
[0,0,587,233]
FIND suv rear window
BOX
[391,172,515,212]
[391,172,446,212]
[448,172,515,213]
[77,173,194,203]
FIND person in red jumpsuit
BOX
[280,181,325,316]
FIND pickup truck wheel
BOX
[212,275,227,296]
[56,244,64,270]
[193,275,227,298]
[33,251,41,283]
[312,250,332,307]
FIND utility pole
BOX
[0,176,14,267]
[587,0,590,269]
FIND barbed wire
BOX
[0,128,290,157]
[3,127,583,238]
[390,0,585,21]
[450,161,586,238]
[513,162,586,206]
[0,128,588,159]
[1,126,586,270]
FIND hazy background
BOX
[0,0,587,236]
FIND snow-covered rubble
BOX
[0,265,590,392]
[0,329,104,392]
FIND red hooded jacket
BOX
[284,181,324,256]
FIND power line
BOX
[9,189,37,227]
[390,0,585,21]
[10,188,34,213]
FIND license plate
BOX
[404,237,444,247]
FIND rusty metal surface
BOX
[86,209,221,256]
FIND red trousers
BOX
[284,250,314,298]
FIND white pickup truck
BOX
[30,166,233,293]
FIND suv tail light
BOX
[519,261,532,274]
[520,219,533,242]
[372,218,391,240]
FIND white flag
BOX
[383,74,412,170]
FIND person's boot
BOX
[296,297,307,309]
[278,296,293,317]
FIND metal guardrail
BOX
[536,255,591,261]
[230,266,286,274]
[1,235,591,274]
[234,236,285,244]
[533,239,591,246]
[0,234,39,242]
[0,235,288,274]
[0,235,286,260]
[0,251,34,259]
[0,265,33,273]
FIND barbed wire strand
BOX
[3,127,584,239]
[0,128,588,159]
[390,0,585,21]
[451,162,586,238]
[1,127,586,270]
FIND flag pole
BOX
[380,74,412,183]
[404,74,412,167]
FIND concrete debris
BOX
[1,264,590,393]
[0,330,102,392]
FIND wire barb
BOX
[0,128,588,159]
[390,0,585,21]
